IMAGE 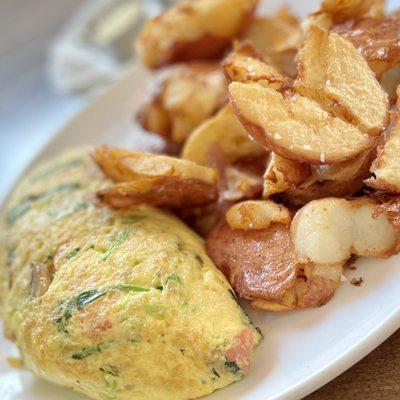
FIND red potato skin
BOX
[206,221,298,303]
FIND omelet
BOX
[0,148,261,400]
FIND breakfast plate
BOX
[2,1,400,400]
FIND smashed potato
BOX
[229,81,373,164]
[136,63,227,144]
[291,198,400,266]
[263,153,310,198]
[295,26,389,135]
[182,104,265,166]
[333,17,400,78]
[135,0,259,69]
[242,7,302,77]
[226,200,291,230]
[206,221,342,311]
[223,43,291,90]
[368,87,400,192]
[93,147,219,208]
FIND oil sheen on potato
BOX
[0,148,261,400]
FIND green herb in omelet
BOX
[66,247,81,260]
[72,343,102,360]
[32,158,85,182]
[120,215,146,224]
[102,230,130,261]
[8,183,83,224]
[225,361,241,374]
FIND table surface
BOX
[0,1,400,399]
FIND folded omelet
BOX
[0,148,261,400]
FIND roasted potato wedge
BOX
[305,0,386,31]
[333,17,400,78]
[226,200,291,230]
[295,26,389,135]
[229,81,373,164]
[368,87,400,192]
[182,104,265,166]
[135,0,259,69]
[98,177,218,209]
[242,7,302,77]
[263,153,310,198]
[206,221,342,311]
[136,63,227,144]
[291,197,400,266]
[93,147,219,208]
[223,43,291,90]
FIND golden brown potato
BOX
[321,0,377,23]
[206,221,342,311]
[135,0,259,69]
[283,146,376,204]
[291,197,400,266]
[226,200,291,230]
[333,17,400,78]
[182,104,265,166]
[263,153,310,198]
[136,63,227,144]
[374,196,400,229]
[223,43,291,90]
[97,177,218,209]
[229,81,373,164]
[92,147,219,208]
[304,0,386,31]
[295,26,389,135]
[242,7,302,77]
[367,87,400,192]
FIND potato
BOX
[263,153,310,198]
[367,87,400,192]
[136,63,227,144]
[374,197,400,229]
[223,43,291,90]
[291,198,400,266]
[321,0,376,23]
[206,221,342,311]
[182,104,265,166]
[305,0,386,31]
[229,81,373,164]
[92,147,219,208]
[226,200,291,230]
[223,166,263,202]
[135,0,259,69]
[295,26,389,135]
[380,65,400,103]
[97,177,219,209]
[333,17,400,78]
[242,7,302,77]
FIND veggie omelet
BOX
[0,148,261,400]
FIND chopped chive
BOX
[76,289,107,310]
[32,159,84,182]
[66,247,81,260]
[72,343,102,360]
[225,361,241,374]
[102,230,130,261]
[120,215,146,224]
[116,284,151,293]
[212,368,220,378]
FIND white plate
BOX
[2,2,400,399]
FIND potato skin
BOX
[0,149,260,400]
[206,221,298,303]
[135,0,259,69]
